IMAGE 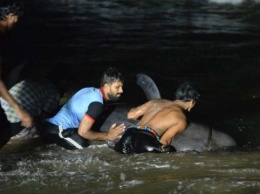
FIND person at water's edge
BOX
[0,0,32,141]
[40,67,125,150]
[114,82,200,154]
[0,64,72,149]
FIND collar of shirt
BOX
[99,87,108,102]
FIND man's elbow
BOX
[127,111,135,119]
[77,129,84,137]
[78,129,88,139]
[127,114,132,119]
[160,137,173,146]
[127,113,138,120]
[160,140,168,146]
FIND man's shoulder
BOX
[147,99,172,107]
[71,87,103,103]
[75,87,101,97]
[13,79,58,96]
[152,99,171,103]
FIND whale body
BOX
[3,72,237,152]
[96,74,237,152]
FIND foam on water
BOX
[208,0,244,4]
[211,168,260,174]
[0,143,260,193]
[119,180,144,189]
[168,179,260,194]
[0,0,260,193]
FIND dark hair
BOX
[175,82,200,102]
[0,0,23,21]
[100,67,124,87]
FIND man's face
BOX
[106,81,123,101]
[6,13,19,29]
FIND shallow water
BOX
[0,140,260,194]
[1,0,260,193]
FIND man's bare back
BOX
[128,99,189,145]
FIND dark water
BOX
[1,0,260,193]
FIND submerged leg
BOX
[39,122,90,150]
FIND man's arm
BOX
[77,115,125,141]
[127,101,152,120]
[0,79,32,127]
[77,101,125,141]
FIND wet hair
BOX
[0,0,23,21]
[100,67,124,87]
[175,82,200,102]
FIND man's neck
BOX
[99,87,108,102]
[173,100,188,111]
[0,21,7,33]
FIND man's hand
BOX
[16,107,33,128]
[161,145,177,153]
[0,80,33,128]
[107,123,125,140]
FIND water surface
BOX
[1,0,260,193]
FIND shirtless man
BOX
[114,81,200,154]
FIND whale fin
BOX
[136,74,161,100]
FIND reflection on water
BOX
[1,0,260,193]
[0,140,259,194]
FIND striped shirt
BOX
[0,79,60,123]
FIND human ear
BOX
[103,83,112,92]
[190,100,196,109]
[187,100,195,111]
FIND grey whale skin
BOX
[97,74,237,152]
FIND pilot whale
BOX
[96,74,237,152]
[3,70,236,152]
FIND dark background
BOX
[10,0,260,147]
